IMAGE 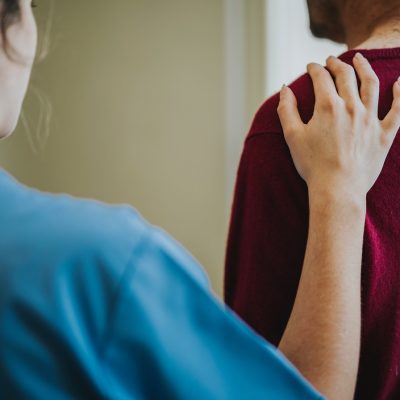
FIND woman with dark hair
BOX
[0,1,399,399]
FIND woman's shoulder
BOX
[0,170,209,294]
[0,171,150,276]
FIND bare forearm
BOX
[279,187,365,400]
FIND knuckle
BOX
[362,111,373,125]
[388,100,400,121]
[284,124,297,136]
[394,99,400,113]
[381,131,394,147]
[342,63,354,73]
[344,70,356,82]
[364,75,379,89]
[337,62,353,74]
[362,114,377,131]
[320,97,339,112]
[345,101,358,115]
[277,102,287,115]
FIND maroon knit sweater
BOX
[225,47,400,400]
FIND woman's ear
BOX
[6,0,37,64]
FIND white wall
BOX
[265,0,346,97]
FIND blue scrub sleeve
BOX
[102,228,325,400]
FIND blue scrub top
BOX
[0,170,324,400]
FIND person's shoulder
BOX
[42,193,148,268]
[0,174,209,289]
[141,224,210,290]
[247,72,315,141]
[0,175,150,275]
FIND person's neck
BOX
[347,19,400,50]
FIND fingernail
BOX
[354,52,365,61]
[397,76,400,86]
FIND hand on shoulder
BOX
[277,53,400,202]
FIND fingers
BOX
[277,85,303,140]
[326,56,360,107]
[307,63,338,109]
[381,78,400,141]
[353,52,379,111]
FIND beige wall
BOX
[0,0,265,296]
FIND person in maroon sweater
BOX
[225,1,400,399]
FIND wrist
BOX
[308,185,367,217]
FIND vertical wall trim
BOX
[264,0,345,97]
[264,0,290,97]
[223,0,247,214]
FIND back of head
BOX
[306,0,400,47]
[306,0,346,43]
